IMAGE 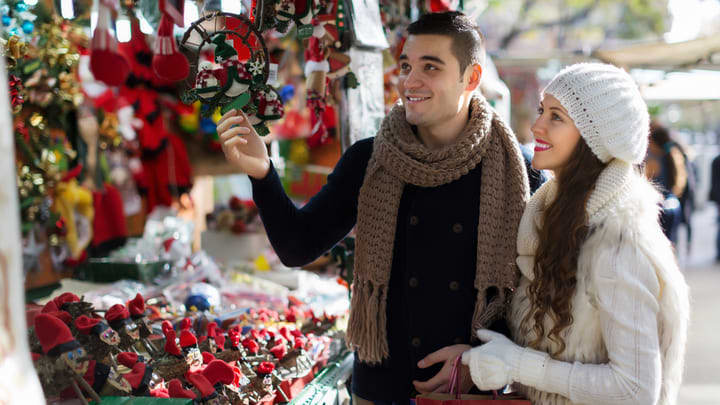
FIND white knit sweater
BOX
[509,159,690,405]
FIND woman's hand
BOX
[461,329,548,391]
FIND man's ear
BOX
[465,64,482,92]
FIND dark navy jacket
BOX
[251,137,537,400]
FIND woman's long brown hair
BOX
[523,138,607,356]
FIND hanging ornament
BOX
[152,0,190,82]
[90,0,131,86]
[181,12,281,120]
[253,0,280,32]
[274,0,295,33]
[8,74,24,113]
[294,0,315,39]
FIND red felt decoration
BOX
[241,338,259,354]
[123,363,147,389]
[278,326,293,341]
[203,360,235,386]
[161,320,174,336]
[167,379,196,399]
[152,13,189,82]
[180,329,198,348]
[164,329,182,357]
[90,0,130,86]
[92,184,128,251]
[256,361,275,375]
[214,330,226,349]
[202,351,216,364]
[187,372,216,398]
[41,300,59,313]
[105,304,130,323]
[75,315,101,335]
[206,322,217,338]
[150,385,170,398]
[48,311,73,325]
[53,292,80,308]
[117,351,139,368]
[270,342,287,359]
[35,313,76,354]
[127,293,146,317]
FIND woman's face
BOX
[531,94,582,172]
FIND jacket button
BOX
[409,216,419,226]
[449,281,460,291]
[452,223,463,233]
[453,337,464,344]
[411,337,421,348]
[409,277,419,288]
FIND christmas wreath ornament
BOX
[90,0,131,86]
[181,12,274,117]
[152,0,190,81]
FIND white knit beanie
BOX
[542,63,649,164]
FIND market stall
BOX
[3,0,508,403]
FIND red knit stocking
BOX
[152,14,190,82]
[90,0,130,86]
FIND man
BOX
[218,11,529,403]
[710,152,720,262]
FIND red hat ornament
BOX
[180,330,202,369]
[105,304,140,351]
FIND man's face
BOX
[397,35,472,134]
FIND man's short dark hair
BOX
[406,11,485,76]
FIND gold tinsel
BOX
[1,36,28,69]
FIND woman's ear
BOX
[465,64,483,91]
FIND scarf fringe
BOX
[346,279,389,365]
[349,96,528,364]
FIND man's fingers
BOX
[222,136,248,149]
[219,125,251,142]
[432,383,449,393]
[217,114,246,134]
[418,346,450,368]
[412,375,447,394]
[217,108,238,128]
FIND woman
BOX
[645,123,688,244]
[461,63,689,405]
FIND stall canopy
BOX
[593,35,720,71]
[640,70,720,101]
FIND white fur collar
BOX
[516,159,634,280]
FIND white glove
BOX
[461,329,550,391]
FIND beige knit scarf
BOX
[347,96,529,364]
